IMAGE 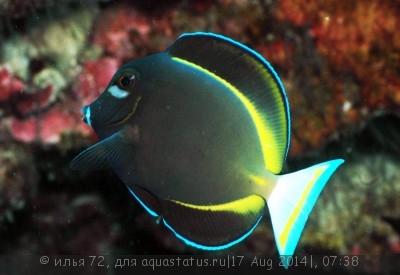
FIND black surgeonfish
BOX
[71,32,344,268]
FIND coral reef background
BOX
[0,0,399,274]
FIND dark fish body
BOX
[117,54,271,204]
[71,32,344,268]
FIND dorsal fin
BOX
[167,32,290,174]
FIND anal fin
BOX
[160,195,266,250]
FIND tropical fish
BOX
[70,32,344,268]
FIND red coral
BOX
[15,85,54,115]
[0,67,24,101]
[274,0,400,153]
[277,0,400,110]
[255,40,295,69]
[75,57,120,106]
[92,3,152,59]
[386,235,400,254]
[191,0,214,13]
[9,57,119,144]
[9,117,36,143]
[10,103,92,144]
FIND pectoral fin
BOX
[70,130,136,171]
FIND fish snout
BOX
[81,105,92,126]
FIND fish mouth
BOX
[80,103,129,128]
[81,96,142,127]
[81,105,92,126]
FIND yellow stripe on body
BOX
[171,56,279,172]
[278,167,324,250]
[170,195,265,215]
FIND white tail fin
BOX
[267,159,344,268]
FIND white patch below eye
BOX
[108,85,129,99]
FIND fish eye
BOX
[117,73,136,90]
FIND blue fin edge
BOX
[163,215,263,250]
[127,187,158,217]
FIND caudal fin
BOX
[267,159,344,268]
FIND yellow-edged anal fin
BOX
[278,167,324,250]
[171,57,279,172]
[170,195,265,216]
